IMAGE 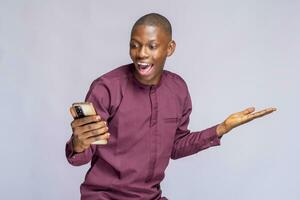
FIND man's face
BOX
[130,25,175,85]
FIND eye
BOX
[130,42,139,49]
[149,44,157,50]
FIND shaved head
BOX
[131,13,172,39]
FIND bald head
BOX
[131,13,172,39]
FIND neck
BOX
[133,70,162,86]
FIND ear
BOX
[167,40,176,57]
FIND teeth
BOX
[138,62,149,66]
[137,62,151,69]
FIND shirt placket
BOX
[146,86,158,182]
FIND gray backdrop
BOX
[1,0,299,199]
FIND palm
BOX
[223,107,276,132]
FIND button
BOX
[150,88,156,93]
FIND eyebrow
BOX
[130,39,158,44]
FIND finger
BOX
[87,132,110,144]
[71,115,101,128]
[249,107,276,119]
[74,121,107,135]
[81,126,109,139]
[240,107,255,115]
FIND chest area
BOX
[115,85,180,125]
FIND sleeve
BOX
[65,136,97,166]
[65,78,111,166]
[170,91,221,160]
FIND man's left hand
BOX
[216,107,277,137]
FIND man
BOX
[66,13,276,199]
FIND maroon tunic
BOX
[66,63,221,199]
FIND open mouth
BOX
[136,62,154,75]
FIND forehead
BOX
[131,25,170,42]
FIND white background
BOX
[0,0,299,199]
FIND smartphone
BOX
[70,102,107,145]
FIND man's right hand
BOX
[70,115,110,153]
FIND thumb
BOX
[241,107,255,115]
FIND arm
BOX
[170,92,277,160]
[65,79,111,166]
[171,93,221,160]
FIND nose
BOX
[137,46,149,59]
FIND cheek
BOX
[153,52,167,64]
[129,50,135,60]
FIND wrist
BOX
[216,122,227,137]
[73,146,85,153]
[72,137,85,153]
